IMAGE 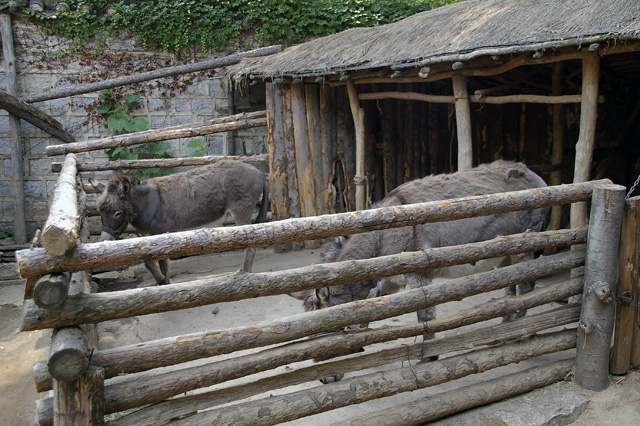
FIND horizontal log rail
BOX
[103,306,581,414]
[46,111,267,157]
[25,250,584,385]
[15,180,606,278]
[20,228,586,330]
[52,154,268,173]
[23,46,282,104]
[359,90,605,105]
[33,273,583,393]
[164,330,577,425]
[345,359,576,426]
[37,304,580,420]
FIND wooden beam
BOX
[23,45,282,103]
[346,81,366,210]
[20,229,586,332]
[1,13,26,244]
[570,52,600,229]
[0,90,75,142]
[15,181,603,279]
[51,154,268,173]
[359,90,603,105]
[452,75,473,170]
[46,111,266,156]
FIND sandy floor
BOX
[1,244,639,425]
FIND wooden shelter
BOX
[228,0,640,232]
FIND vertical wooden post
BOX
[452,75,473,171]
[291,83,320,248]
[570,52,600,229]
[549,62,565,230]
[346,80,366,210]
[610,196,640,373]
[0,13,27,244]
[576,183,626,391]
[53,366,105,426]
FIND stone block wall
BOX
[0,17,268,238]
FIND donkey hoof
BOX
[320,374,344,384]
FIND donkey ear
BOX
[88,178,105,193]
[120,179,132,196]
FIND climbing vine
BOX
[24,0,461,53]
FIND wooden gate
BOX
[14,147,630,424]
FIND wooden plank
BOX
[305,84,327,215]
[611,196,640,374]
[576,184,626,391]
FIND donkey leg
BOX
[145,260,168,285]
[159,259,170,284]
[243,247,256,273]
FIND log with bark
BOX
[52,153,268,173]
[345,359,575,426]
[24,46,282,103]
[46,113,267,157]
[162,330,576,426]
[38,305,580,420]
[34,276,583,394]
[575,184,626,391]
[20,229,586,331]
[28,250,584,388]
[15,180,604,278]
[40,154,80,256]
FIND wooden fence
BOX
[15,147,636,424]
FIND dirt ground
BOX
[1,245,639,425]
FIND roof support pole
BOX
[347,81,366,210]
[1,13,27,244]
[570,52,600,229]
[452,75,473,171]
[548,62,565,230]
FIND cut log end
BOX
[41,225,77,256]
[48,348,90,382]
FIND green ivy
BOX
[25,0,462,53]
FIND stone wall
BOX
[0,16,267,238]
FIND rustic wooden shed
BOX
[228,0,640,234]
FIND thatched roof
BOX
[229,0,640,80]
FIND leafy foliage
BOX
[26,0,461,53]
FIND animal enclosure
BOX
[15,148,632,424]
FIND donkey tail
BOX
[255,180,270,224]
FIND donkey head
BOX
[89,175,137,241]
[303,235,377,311]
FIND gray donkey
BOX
[90,159,269,284]
[305,160,548,333]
